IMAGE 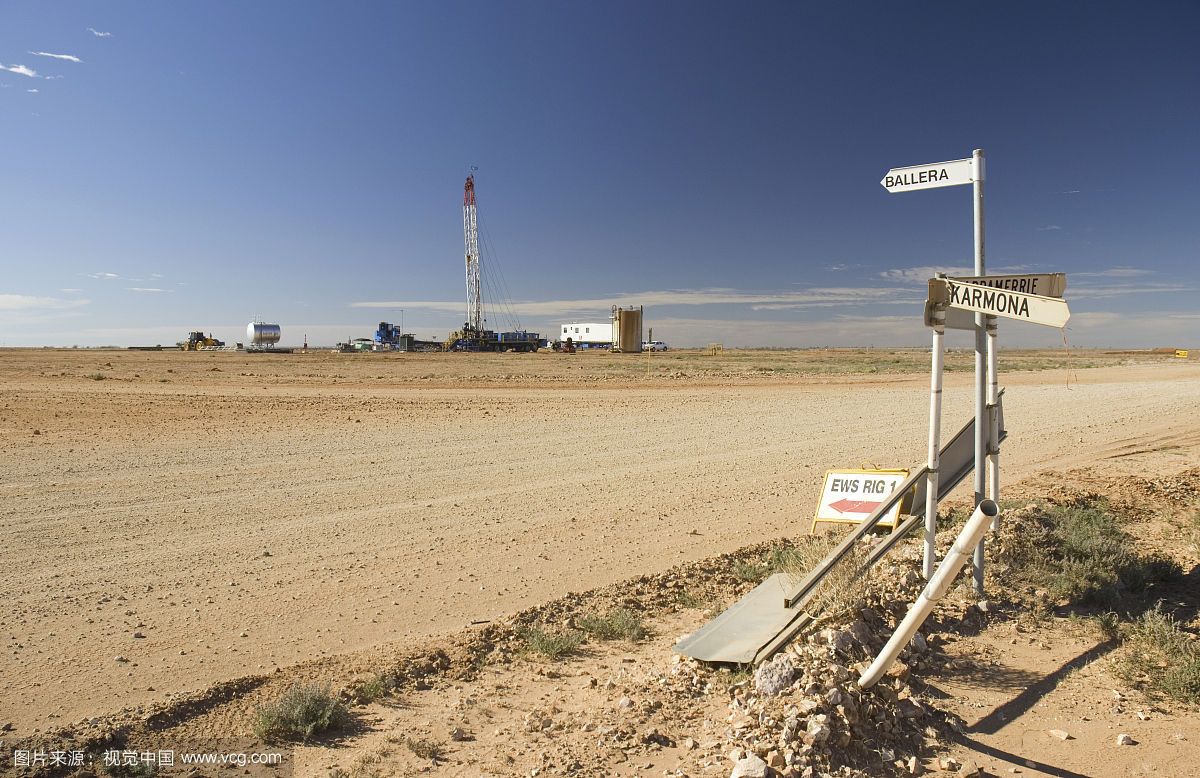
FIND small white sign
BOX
[933,278,1071,328]
[880,158,974,193]
[813,469,910,529]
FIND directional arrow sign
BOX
[950,273,1066,299]
[814,469,910,528]
[828,499,882,515]
[880,158,975,193]
[930,278,1070,328]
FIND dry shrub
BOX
[252,682,348,742]
[1114,605,1200,704]
[781,530,870,619]
[577,608,647,642]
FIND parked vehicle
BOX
[642,340,668,351]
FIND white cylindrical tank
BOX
[246,322,281,345]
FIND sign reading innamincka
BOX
[930,278,1071,328]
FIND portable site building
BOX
[559,322,613,348]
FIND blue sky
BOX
[2,1,1197,348]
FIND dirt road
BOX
[1,348,1196,734]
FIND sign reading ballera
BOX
[880,158,973,193]
[930,278,1071,328]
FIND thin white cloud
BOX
[0,294,89,311]
[351,287,920,318]
[60,288,83,293]
[1074,267,1150,278]
[1037,225,1061,231]
[87,272,121,279]
[126,287,167,293]
[1064,282,1194,300]
[88,27,112,37]
[1,63,40,78]
[29,51,82,63]
[27,88,39,94]
[878,266,975,284]
[879,265,1040,284]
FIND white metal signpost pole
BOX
[971,149,987,597]
[925,287,945,580]
[880,154,981,582]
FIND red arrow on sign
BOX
[828,499,882,514]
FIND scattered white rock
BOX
[729,752,767,778]
[754,653,796,697]
[1116,733,1136,746]
[1047,728,1071,740]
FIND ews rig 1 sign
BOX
[812,469,911,532]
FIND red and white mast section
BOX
[463,174,483,332]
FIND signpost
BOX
[950,273,1066,299]
[930,278,1071,329]
[812,469,910,532]
[882,151,984,583]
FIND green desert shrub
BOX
[1114,605,1200,704]
[520,626,583,660]
[252,682,348,742]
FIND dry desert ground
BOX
[1,346,1197,776]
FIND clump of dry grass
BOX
[1114,605,1200,704]
[404,737,445,761]
[780,531,870,619]
[519,626,584,659]
[577,608,647,642]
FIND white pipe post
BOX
[971,149,987,597]
[858,499,999,690]
[987,316,1000,530]
[925,303,945,580]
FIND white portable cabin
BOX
[560,322,613,347]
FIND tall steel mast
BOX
[463,174,483,333]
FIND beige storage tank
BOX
[611,305,643,353]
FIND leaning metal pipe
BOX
[858,499,999,690]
